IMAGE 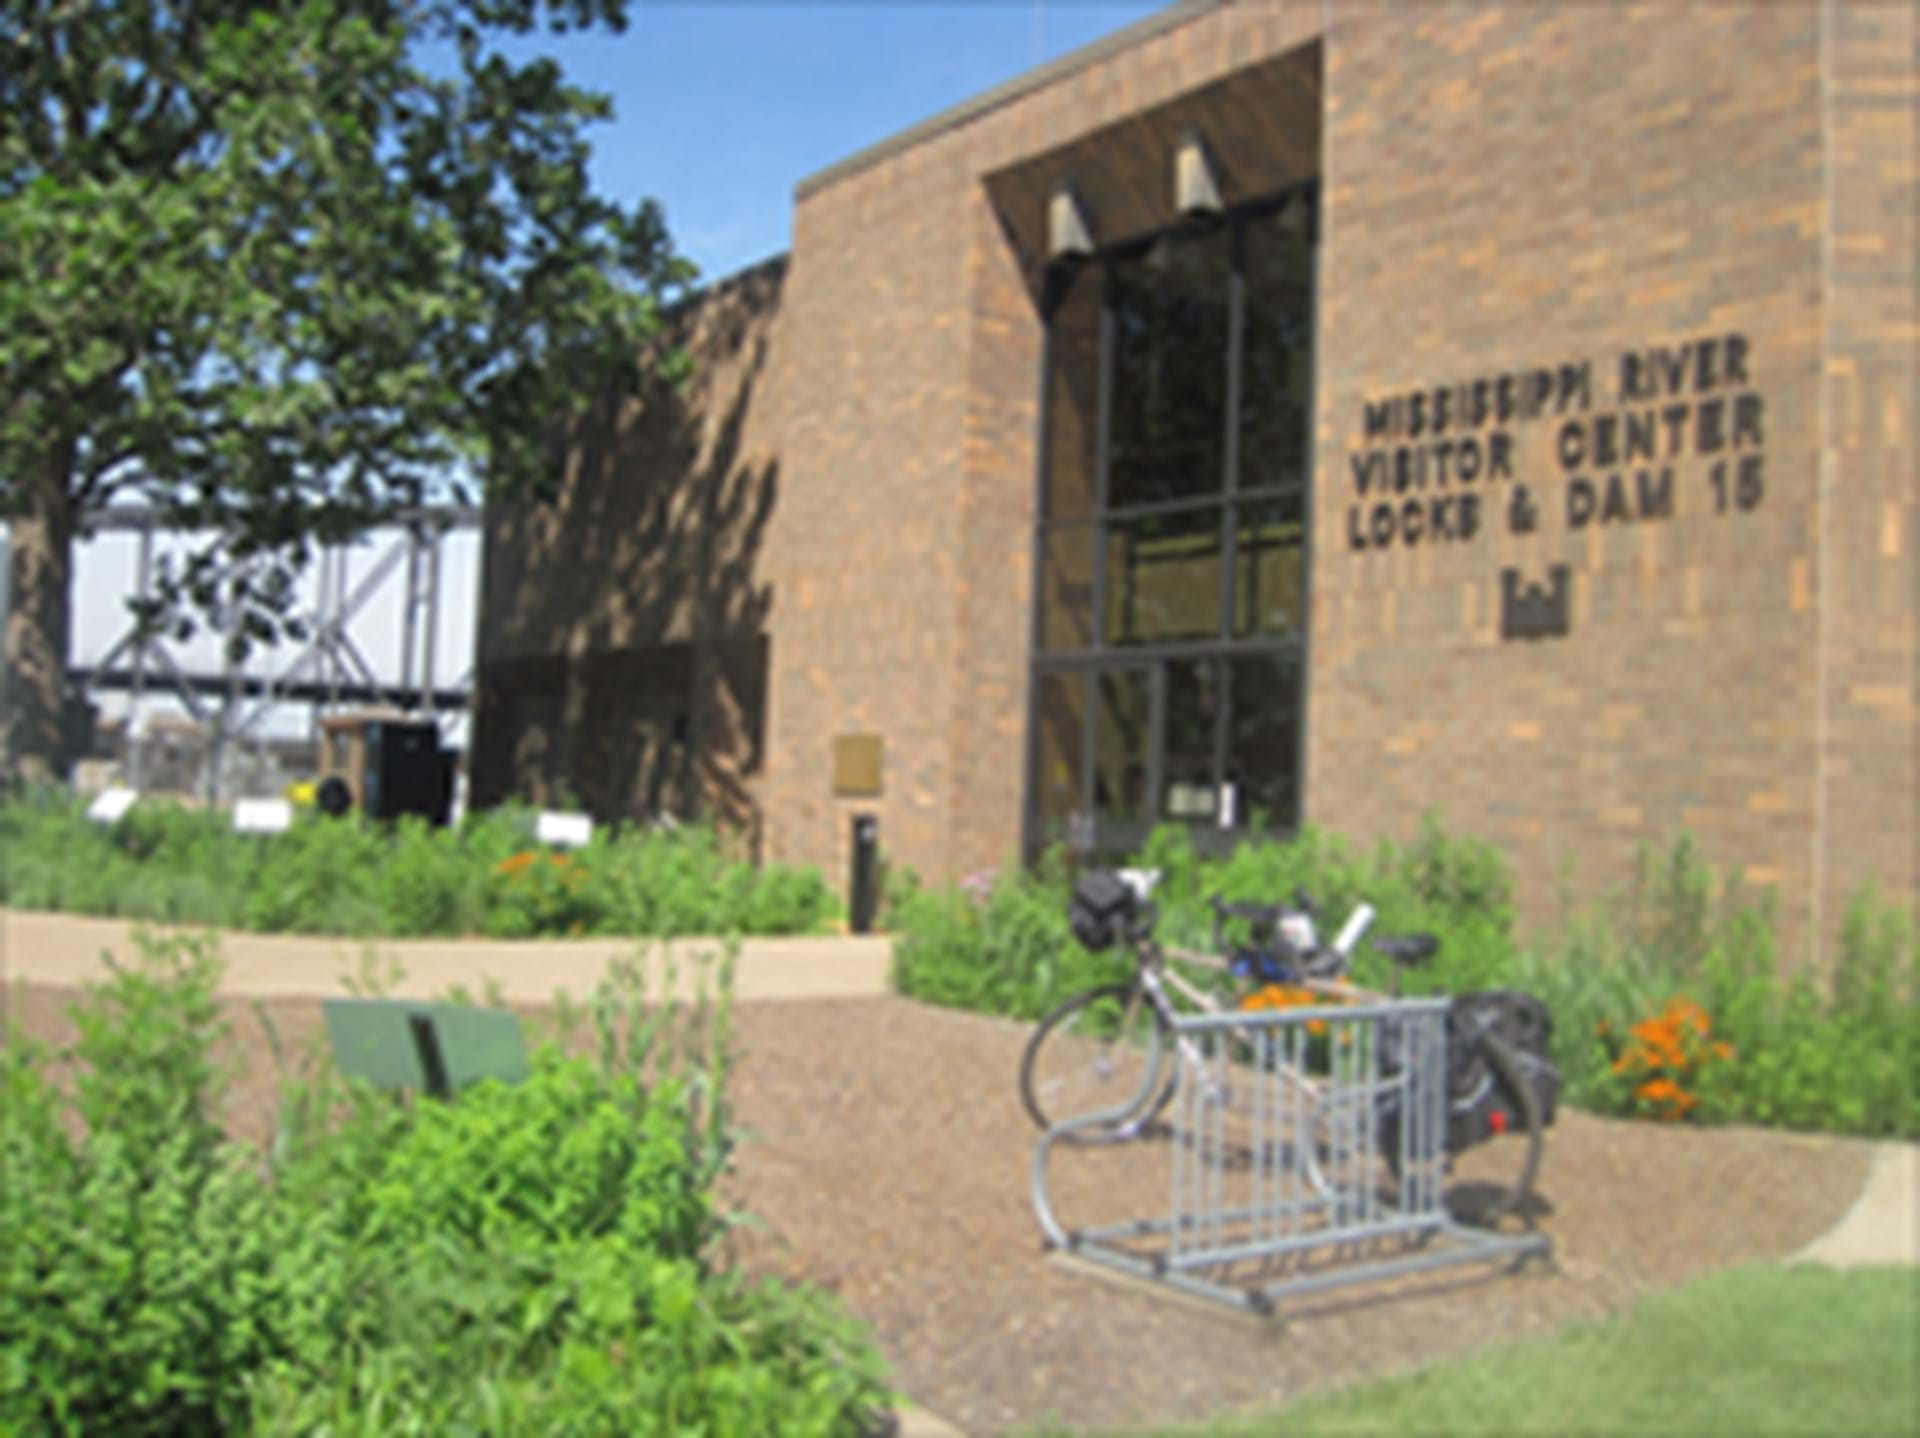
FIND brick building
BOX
[473,0,1917,967]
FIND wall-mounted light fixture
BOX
[1175,131,1224,218]
[1048,182,1095,261]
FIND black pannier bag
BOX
[1069,870,1138,953]
[1444,990,1561,1153]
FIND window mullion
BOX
[1149,662,1168,832]
[1028,295,1058,661]
[1083,267,1116,830]
[1292,199,1319,832]
[1224,221,1247,497]
[1092,267,1115,650]
[1220,220,1246,643]
[1217,656,1234,826]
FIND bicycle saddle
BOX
[1372,933,1439,966]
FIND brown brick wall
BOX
[1813,0,1919,962]
[946,186,1043,883]
[1307,0,1834,956]
[758,153,977,896]
[471,258,786,835]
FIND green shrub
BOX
[241,813,390,935]
[483,846,607,938]
[892,816,1918,1140]
[890,852,1127,1021]
[375,817,487,937]
[0,931,894,1435]
[738,861,843,936]
[0,790,265,928]
[255,1055,885,1434]
[570,822,839,940]
[892,813,1525,1021]
[1513,839,1920,1138]
[0,934,289,1435]
[0,792,838,941]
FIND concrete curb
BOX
[0,908,896,1005]
[892,1400,971,1437]
[1785,1141,1919,1270]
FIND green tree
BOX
[1,0,692,781]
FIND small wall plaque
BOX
[832,734,883,797]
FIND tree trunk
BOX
[3,449,76,787]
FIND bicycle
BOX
[1017,868,1557,1225]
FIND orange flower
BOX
[1665,999,1711,1037]
[1610,994,1734,1124]
[1237,983,1332,1035]
[1635,1077,1698,1120]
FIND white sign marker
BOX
[86,788,139,825]
[535,810,594,849]
[232,798,294,835]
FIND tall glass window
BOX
[1107,231,1230,510]
[1027,186,1316,859]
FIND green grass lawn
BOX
[1055,1263,1919,1437]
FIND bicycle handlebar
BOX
[1207,889,1377,976]
[1210,896,1287,926]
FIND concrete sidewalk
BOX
[1788,1141,1919,1271]
[0,908,897,1005]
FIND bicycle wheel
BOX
[1020,984,1175,1140]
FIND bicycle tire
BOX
[1459,1029,1545,1228]
[1020,983,1176,1141]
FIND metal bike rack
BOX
[1031,997,1550,1318]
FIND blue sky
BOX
[527,2,1162,283]
[68,2,1162,743]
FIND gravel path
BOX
[5,984,1876,1437]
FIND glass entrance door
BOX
[1028,649,1305,861]
[1027,661,1161,859]
[1089,664,1159,857]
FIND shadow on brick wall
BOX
[473,259,784,855]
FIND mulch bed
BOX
[4,983,1876,1437]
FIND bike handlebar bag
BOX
[1069,870,1137,952]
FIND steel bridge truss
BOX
[70,505,480,795]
